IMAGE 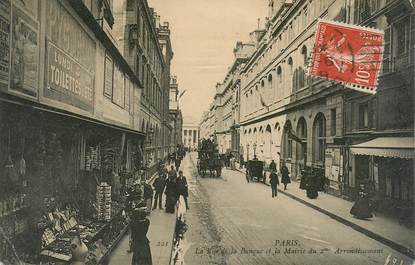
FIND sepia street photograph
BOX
[0,0,414,264]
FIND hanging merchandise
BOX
[96,182,111,221]
[85,146,101,172]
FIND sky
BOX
[148,0,268,124]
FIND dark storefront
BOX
[351,137,414,226]
[0,101,144,264]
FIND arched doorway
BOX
[312,113,326,166]
[259,126,264,160]
[295,117,308,178]
[265,125,272,161]
[281,120,293,174]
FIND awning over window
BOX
[350,137,415,159]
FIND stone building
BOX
[207,41,255,155]
[239,0,349,181]
[344,0,414,204]
[113,0,174,169]
[200,0,414,210]
[0,0,149,261]
[183,117,200,151]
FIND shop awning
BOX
[350,137,415,159]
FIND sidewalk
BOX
[232,164,414,259]
[106,169,177,265]
[106,209,176,265]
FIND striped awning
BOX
[350,137,415,159]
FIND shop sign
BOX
[45,0,95,112]
[45,41,93,111]
[9,2,39,98]
[0,0,10,91]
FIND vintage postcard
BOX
[0,1,414,265]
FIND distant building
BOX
[183,117,200,150]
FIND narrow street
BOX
[179,152,411,265]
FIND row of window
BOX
[245,0,332,82]
[135,49,163,113]
[133,3,164,113]
[135,5,163,79]
[242,45,310,116]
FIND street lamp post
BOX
[253,143,257,157]
[246,144,250,161]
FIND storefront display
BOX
[96,182,111,221]
[0,102,143,264]
[36,202,127,264]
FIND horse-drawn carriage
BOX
[197,139,223,178]
[245,159,264,182]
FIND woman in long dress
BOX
[131,207,152,265]
[280,164,291,190]
[165,175,177,213]
[350,186,373,220]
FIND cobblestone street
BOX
[178,153,412,265]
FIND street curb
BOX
[232,168,414,259]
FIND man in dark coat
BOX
[176,170,189,210]
[269,160,277,172]
[175,156,181,170]
[168,165,177,181]
[269,169,279,198]
[131,207,152,265]
[281,164,291,190]
[152,174,166,210]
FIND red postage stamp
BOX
[308,19,384,94]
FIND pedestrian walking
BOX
[152,174,166,210]
[239,154,244,169]
[174,157,181,171]
[280,164,291,190]
[306,173,319,199]
[130,207,152,265]
[245,171,250,183]
[176,170,189,210]
[168,165,177,181]
[164,174,177,214]
[269,160,277,172]
[269,169,279,198]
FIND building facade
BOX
[200,0,414,211]
[344,0,414,204]
[0,0,157,262]
[206,41,255,155]
[113,0,174,169]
